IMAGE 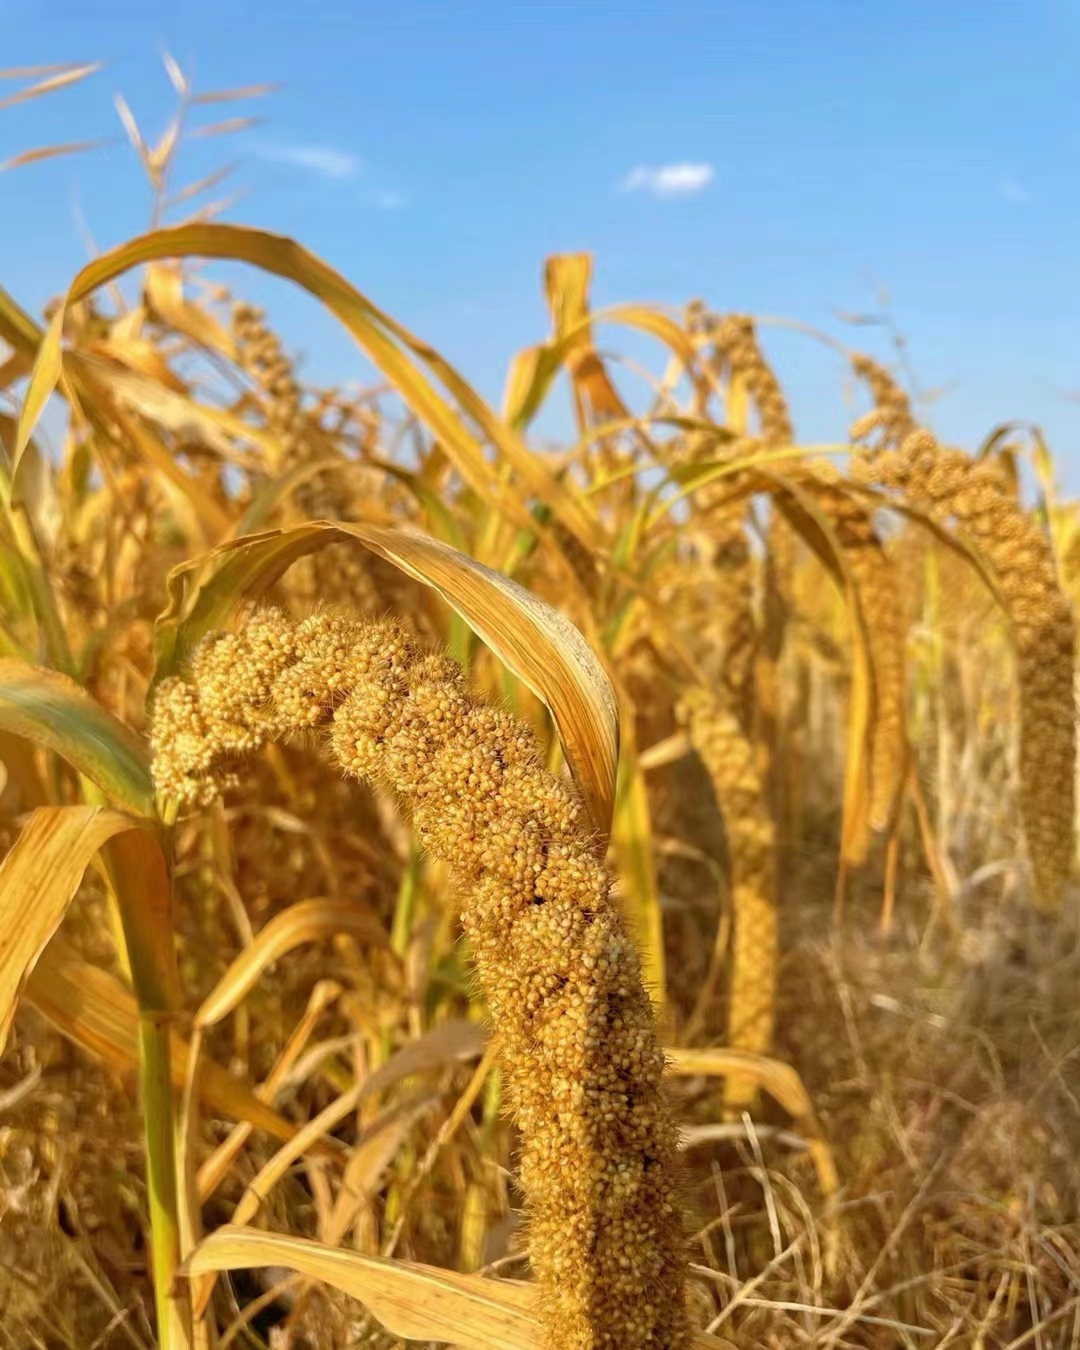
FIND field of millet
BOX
[1,57,1078,1350]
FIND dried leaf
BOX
[185,1225,545,1348]
[191,83,280,105]
[1,139,106,172]
[194,897,388,1029]
[26,938,319,1150]
[666,1046,839,1199]
[0,806,146,1052]
[161,50,188,96]
[191,116,263,139]
[113,93,145,157]
[0,62,102,109]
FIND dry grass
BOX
[0,55,1078,1350]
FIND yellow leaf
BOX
[325,1099,429,1246]
[0,806,145,1052]
[542,254,629,430]
[143,263,237,359]
[0,283,41,361]
[1,139,106,172]
[0,61,102,109]
[17,222,607,556]
[83,335,188,392]
[667,1046,839,1201]
[14,307,62,466]
[194,897,388,1029]
[609,723,666,1001]
[187,1226,544,1348]
[185,1225,733,1349]
[26,938,319,1151]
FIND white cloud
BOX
[998,177,1031,205]
[256,143,360,181]
[620,162,714,198]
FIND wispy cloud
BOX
[256,142,360,181]
[998,177,1031,205]
[620,162,714,198]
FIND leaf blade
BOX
[0,658,154,812]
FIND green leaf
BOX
[0,658,154,812]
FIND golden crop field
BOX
[1,59,1078,1350]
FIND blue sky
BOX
[2,1,1079,481]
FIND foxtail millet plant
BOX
[709,316,796,746]
[849,353,918,448]
[801,475,909,836]
[854,429,1077,912]
[679,690,776,1110]
[151,607,690,1349]
[709,315,794,449]
[677,430,760,735]
[232,304,423,624]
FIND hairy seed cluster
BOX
[711,316,796,772]
[233,302,305,468]
[676,431,760,736]
[849,354,918,448]
[802,475,909,836]
[232,306,426,622]
[679,691,776,1109]
[151,608,690,1348]
[854,430,1076,912]
[710,315,794,448]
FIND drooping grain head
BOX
[151,608,690,1349]
[232,302,304,470]
[676,432,761,736]
[679,692,777,1108]
[707,316,797,782]
[854,430,1077,912]
[849,354,918,448]
[711,315,794,448]
[801,475,909,836]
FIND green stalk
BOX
[138,1014,190,1349]
[103,825,192,1350]
[390,844,424,960]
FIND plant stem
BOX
[139,1014,191,1349]
[103,826,192,1350]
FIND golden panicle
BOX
[679,690,777,1109]
[804,477,909,835]
[232,301,304,470]
[232,303,429,621]
[151,608,690,1349]
[849,354,918,448]
[711,315,794,448]
[677,431,760,735]
[709,316,796,768]
[855,430,1076,911]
